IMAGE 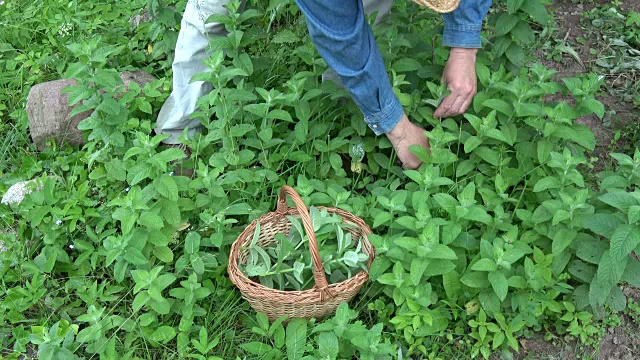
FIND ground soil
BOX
[507,287,640,360]
[536,0,640,172]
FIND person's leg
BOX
[156,0,244,144]
[322,0,394,84]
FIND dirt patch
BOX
[597,325,640,360]
[619,0,640,14]
[596,290,640,360]
[506,285,640,360]
[513,334,579,360]
[534,0,640,171]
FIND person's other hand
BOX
[433,48,478,119]
[386,113,430,170]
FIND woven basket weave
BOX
[412,0,461,13]
[228,186,375,321]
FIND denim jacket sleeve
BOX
[294,0,404,135]
[293,0,492,136]
[443,0,493,48]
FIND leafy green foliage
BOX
[0,0,638,359]
[240,207,369,290]
[488,0,551,70]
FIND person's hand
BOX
[433,48,478,118]
[386,113,430,170]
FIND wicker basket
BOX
[228,186,375,321]
[412,0,461,13]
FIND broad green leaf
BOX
[151,326,176,344]
[596,250,628,287]
[317,332,339,359]
[153,246,173,263]
[161,200,181,227]
[505,44,525,67]
[286,318,307,360]
[495,13,521,36]
[598,191,638,211]
[461,271,490,288]
[581,97,605,119]
[583,213,625,238]
[410,258,429,285]
[124,248,148,265]
[392,58,422,72]
[474,146,501,166]
[507,0,526,13]
[443,271,461,300]
[488,271,508,302]
[155,148,185,165]
[105,160,126,181]
[185,232,201,254]
[394,237,418,250]
[576,238,607,264]
[511,20,536,45]
[154,175,179,201]
[533,176,561,192]
[479,289,501,314]
[537,139,553,163]
[240,342,273,355]
[482,99,513,116]
[507,276,526,289]
[606,287,627,312]
[621,258,640,288]
[464,136,483,153]
[138,211,164,230]
[471,258,497,272]
[463,207,493,224]
[628,205,640,224]
[568,260,596,283]
[552,229,577,256]
[373,211,393,228]
[432,193,458,214]
[426,244,458,260]
[229,124,255,137]
[423,259,456,277]
[589,278,611,307]
[458,182,476,207]
[521,0,549,23]
[266,109,292,122]
[610,225,640,260]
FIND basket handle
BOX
[276,186,335,301]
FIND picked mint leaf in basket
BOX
[228,186,375,321]
[240,206,370,291]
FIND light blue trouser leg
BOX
[156,0,393,144]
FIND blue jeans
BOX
[294,0,492,135]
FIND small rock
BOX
[613,336,620,345]
[0,177,55,206]
[129,8,153,28]
[26,70,157,150]
[26,79,90,149]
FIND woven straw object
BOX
[228,186,375,321]
[412,0,461,13]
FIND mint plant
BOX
[241,207,369,290]
[2,0,640,359]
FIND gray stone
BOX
[129,8,153,28]
[1,178,46,206]
[26,70,157,150]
